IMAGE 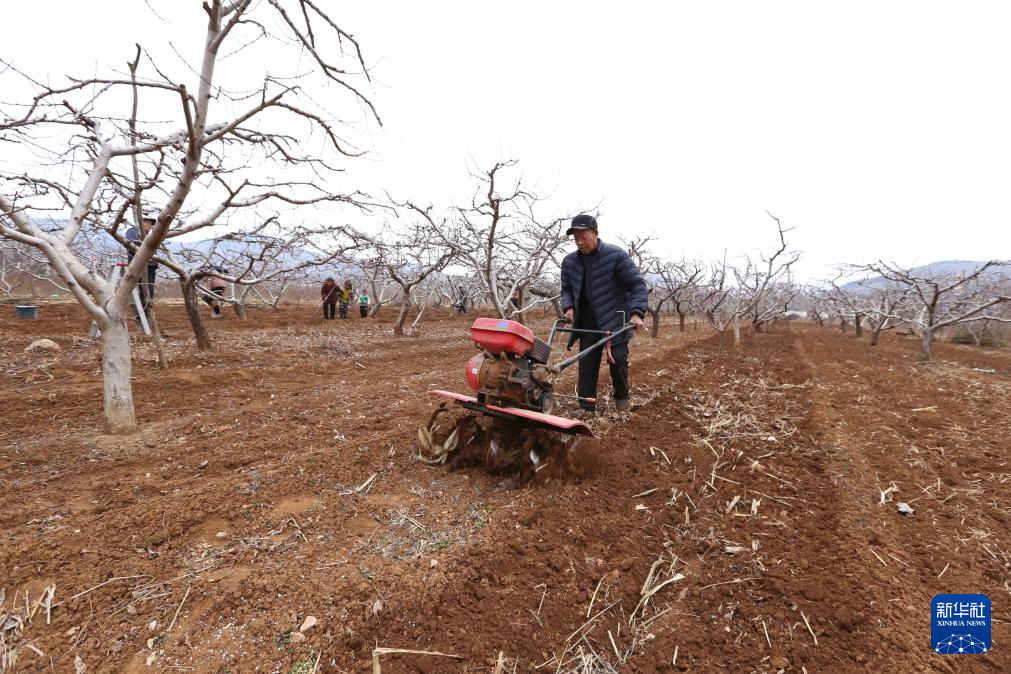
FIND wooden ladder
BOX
[87,262,152,338]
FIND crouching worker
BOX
[560,214,647,415]
[201,267,229,318]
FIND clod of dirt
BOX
[299,615,317,633]
[896,502,915,515]
[25,338,60,353]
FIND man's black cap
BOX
[566,214,598,236]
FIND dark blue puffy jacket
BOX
[560,241,648,347]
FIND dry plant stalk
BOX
[800,611,818,646]
[372,647,463,674]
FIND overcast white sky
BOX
[3,1,1010,280]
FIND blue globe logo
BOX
[934,634,989,655]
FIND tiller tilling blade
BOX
[431,389,592,436]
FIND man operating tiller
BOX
[560,214,648,416]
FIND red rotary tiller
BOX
[432,316,636,437]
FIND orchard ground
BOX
[2,304,1010,673]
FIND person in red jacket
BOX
[321,277,339,320]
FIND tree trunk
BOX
[918,328,934,361]
[182,278,213,351]
[733,314,742,345]
[870,327,882,346]
[101,315,137,434]
[854,313,864,338]
[393,300,410,336]
[369,280,384,318]
[140,281,169,369]
[411,302,428,330]
[839,318,848,333]
[678,311,686,333]
[650,310,660,338]
[512,288,526,326]
[232,293,248,319]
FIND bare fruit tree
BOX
[734,215,799,335]
[433,274,474,312]
[821,269,913,346]
[355,218,455,336]
[696,214,799,344]
[407,160,571,323]
[824,274,865,337]
[660,258,706,333]
[149,221,358,350]
[861,286,912,346]
[695,258,746,342]
[359,257,401,318]
[858,260,1010,360]
[0,1,378,433]
[0,239,31,297]
[622,235,680,338]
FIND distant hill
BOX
[27,219,319,268]
[843,260,1010,291]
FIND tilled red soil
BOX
[2,304,1010,673]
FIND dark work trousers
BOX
[323,302,336,320]
[202,287,225,315]
[577,336,630,411]
[126,252,158,312]
[339,301,349,319]
[359,304,368,318]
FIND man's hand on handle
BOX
[562,308,641,328]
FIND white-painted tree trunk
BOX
[393,299,411,336]
[918,328,934,362]
[410,302,428,330]
[733,314,742,345]
[101,314,137,434]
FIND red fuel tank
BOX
[470,318,535,356]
